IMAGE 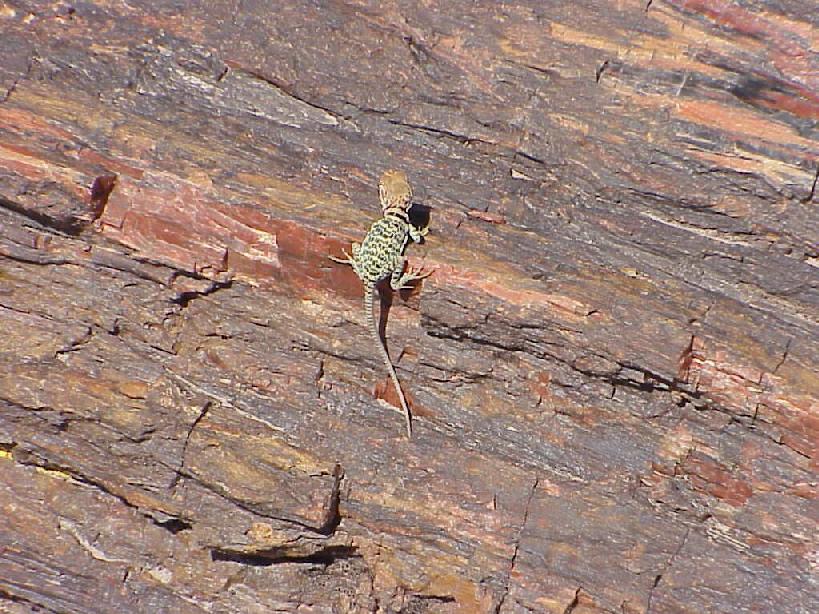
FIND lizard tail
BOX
[365,287,412,438]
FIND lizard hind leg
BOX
[390,261,434,291]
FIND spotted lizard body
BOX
[330,169,430,437]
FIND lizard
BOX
[330,169,431,438]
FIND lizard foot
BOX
[329,248,354,265]
[391,264,435,291]
[409,224,430,243]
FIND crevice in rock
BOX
[646,527,690,613]
[7,446,193,533]
[800,166,817,203]
[429,316,812,460]
[89,247,174,285]
[41,464,131,507]
[0,588,61,614]
[772,338,792,375]
[0,194,89,236]
[0,52,34,104]
[170,460,336,534]
[316,463,344,536]
[170,276,233,310]
[1,76,21,104]
[595,60,609,83]
[170,400,212,489]
[411,593,457,604]
[430,320,656,391]
[495,476,538,613]
[388,118,495,148]
[54,326,94,358]
[228,63,346,123]
[426,316,765,430]
[10,404,333,538]
[562,587,582,614]
[210,544,359,567]
[152,516,193,534]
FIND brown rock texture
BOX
[1,1,816,612]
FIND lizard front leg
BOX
[408,224,429,244]
[329,243,362,272]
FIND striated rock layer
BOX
[1,1,816,612]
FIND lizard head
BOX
[379,169,413,214]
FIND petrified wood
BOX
[1,1,816,612]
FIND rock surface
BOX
[1,1,816,612]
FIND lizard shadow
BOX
[375,277,425,345]
[376,201,433,350]
[408,202,432,233]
